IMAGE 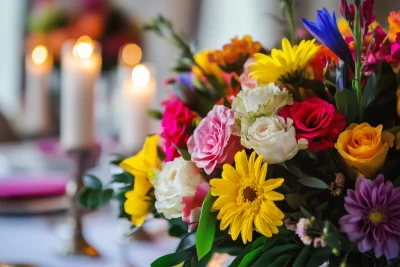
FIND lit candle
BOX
[24,45,53,136]
[60,36,102,150]
[119,64,156,154]
[112,44,142,132]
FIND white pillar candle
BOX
[24,45,53,136]
[60,36,102,151]
[119,64,156,155]
[112,44,142,133]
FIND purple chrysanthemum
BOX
[340,175,400,259]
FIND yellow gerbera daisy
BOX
[250,38,319,84]
[210,150,285,244]
[120,135,161,226]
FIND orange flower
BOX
[208,35,262,67]
[388,10,400,43]
[307,45,338,81]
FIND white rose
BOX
[241,115,307,164]
[153,157,207,219]
[232,82,293,118]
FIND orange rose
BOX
[335,123,394,178]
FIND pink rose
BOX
[239,58,257,90]
[181,183,210,232]
[161,99,196,162]
[188,105,242,174]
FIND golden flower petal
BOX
[264,191,285,201]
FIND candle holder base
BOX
[58,231,100,257]
[59,147,101,258]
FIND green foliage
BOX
[151,250,193,267]
[298,177,329,189]
[83,175,102,190]
[196,192,217,260]
[360,73,377,119]
[148,109,163,120]
[335,87,359,124]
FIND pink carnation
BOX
[181,183,210,232]
[188,105,242,175]
[161,99,196,162]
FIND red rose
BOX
[279,97,346,151]
[161,98,196,161]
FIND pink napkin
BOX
[0,174,68,199]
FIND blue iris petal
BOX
[302,8,355,71]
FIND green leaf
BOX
[283,161,304,177]
[268,253,294,267]
[298,177,329,189]
[111,172,134,184]
[175,146,191,161]
[238,246,263,267]
[253,244,299,266]
[293,246,312,267]
[361,73,377,117]
[286,193,305,210]
[315,201,329,215]
[196,192,217,260]
[335,88,359,124]
[305,247,332,267]
[151,251,193,267]
[229,243,254,267]
[100,188,113,206]
[300,206,312,218]
[148,109,163,120]
[83,175,102,190]
[252,236,266,249]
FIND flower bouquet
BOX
[79,0,400,266]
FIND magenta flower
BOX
[187,105,242,175]
[340,175,400,259]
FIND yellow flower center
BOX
[369,211,384,224]
[243,187,258,202]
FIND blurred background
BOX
[0,0,398,266]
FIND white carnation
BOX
[242,115,307,164]
[153,157,206,219]
[232,82,293,118]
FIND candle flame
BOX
[73,36,94,59]
[32,45,48,65]
[121,44,142,66]
[132,64,150,87]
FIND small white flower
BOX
[153,157,206,219]
[232,82,292,119]
[241,115,307,164]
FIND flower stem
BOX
[353,6,363,119]
[283,0,296,44]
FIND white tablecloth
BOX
[0,141,180,266]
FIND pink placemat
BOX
[0,174,68,199]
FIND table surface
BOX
[0,140,180,267]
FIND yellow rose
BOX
[192,50,223,82]
[335,123,394,179]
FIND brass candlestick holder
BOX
[59,148,101,257]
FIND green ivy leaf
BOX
[151,251,193,267]
[83,175,102,190]
[298,177,329,189]
[196,192,217,260]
